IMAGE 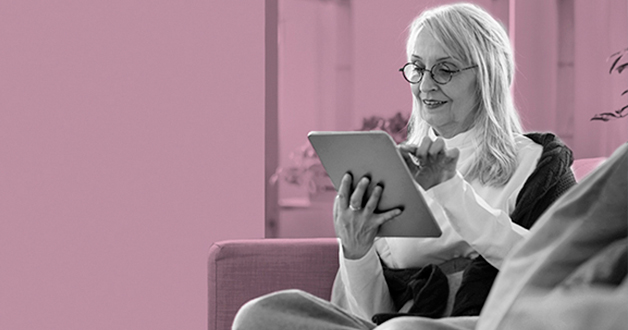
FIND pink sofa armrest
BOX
[208,238,339,330]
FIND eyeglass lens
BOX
[403,63,455,84]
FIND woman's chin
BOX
[422,111,449,128]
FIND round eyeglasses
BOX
[399,62,478,85]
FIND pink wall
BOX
[510,0,558,133]
[513,0,628,159]
[572,0,628,158]
[0,1,264,329]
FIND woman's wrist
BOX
[342,243,373,260]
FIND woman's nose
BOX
[419,72,439,93]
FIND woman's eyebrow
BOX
[410,55,453,62]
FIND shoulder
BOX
[515,134,542,151]
[521,132,575,169]
[514,134,543,165]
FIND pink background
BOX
[0,1,264,329]
[0,1,626,329]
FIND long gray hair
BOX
[405,3,523,186]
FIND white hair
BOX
[405,3,523,186]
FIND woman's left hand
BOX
[333,174,402,260]
[399,136,460,190]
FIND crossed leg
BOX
[232,289,477,330]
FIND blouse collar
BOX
[427,127,480,176]
[427,127,479,149]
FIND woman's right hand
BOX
[399,136,460,190]
[333,173,402,260]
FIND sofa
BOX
[207,157,606,330]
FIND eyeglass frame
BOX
[399,62,478,85]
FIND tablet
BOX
[308,130,441,237]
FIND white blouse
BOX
[331,128,543,320]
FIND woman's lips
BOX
[422,99,447,109]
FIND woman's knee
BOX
[232,289,310,330]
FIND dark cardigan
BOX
[372,132,576,325]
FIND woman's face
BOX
[411,28,478,138]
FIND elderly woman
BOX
[233,3,575,330]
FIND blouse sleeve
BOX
[330,239,396,320]
[426,173,528,269]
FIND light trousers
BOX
[232,289,478,330]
